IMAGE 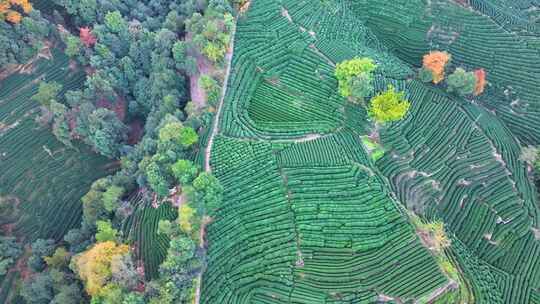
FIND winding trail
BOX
[194,22,236,304]
[203,25,236,173]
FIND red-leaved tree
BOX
[80,27,97,47]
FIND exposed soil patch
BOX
[127,119,144,145]
[0,65,21,81]
[186,33,219,110]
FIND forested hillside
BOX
[0,0,539,303]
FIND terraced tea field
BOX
[376,80,540,303]
[350,0,540,145]
[202,0,540,303]
[202,0,450,303]
[122,193,177,280]
[0,50,112,301]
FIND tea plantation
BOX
[201,0,540,303]
[0,50,112,301]
[122,193,177,280]
[0,0,539,303]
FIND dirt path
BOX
[281,6,336,67]
[417,280,458,303]
[203,25,236,174]
[188,32,217,110]
[194,22,237,304]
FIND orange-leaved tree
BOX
[422,51,451,84]
[473,68,486,96]
[0,0,32,24]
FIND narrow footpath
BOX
[194,21,236,304]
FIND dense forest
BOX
[0,0,241,303]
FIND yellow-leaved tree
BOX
[179,203,196,234]
[0,0,32,24]
[71,241,129,297]
[368,85,410,123]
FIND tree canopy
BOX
[446,68,477,96]
[71,241,129,297]
[0,237,22,275]
[473,68,487,96]
[335,57,377,102]
[422,51,451,84]
[368,85,410,123]
[0,0,32,24]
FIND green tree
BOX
[156,233,201,303]
[28,239,56,272]
[186,9,233,63]
[81,178,111,229]
[64,35,82,58]
[349,72,374,101]
[335,57,377,102]
[418,67,434,83]
[64,228,91,254]
[97,283,125,303]
[158,121,184,143]
[446,68,476,96]
[32,81,63,107]
[21,272,55,304]
[199,75,220,106]
[368,85,410,123]
[87,108,127,158]
[193,172,223,213]
[44,247,70,269]
[171,159,199,184]
[104,11,127,33]
[102,185,124,212]
[95,220,118,242]
[146,161,170,197]
[179,127,198,148]
[184,56,198,76]
[521,146,538,164]
[0,237,23,275]
[51,113,73,147]
[123,292,146,304]
[172,41,187,69]
[158,220,173,236]
[158,121,198,150]
[51,283,83,304]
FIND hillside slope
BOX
[0,50,112,303]
[202,0,540,303]
[201,1,450,303]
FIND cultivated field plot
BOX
[0,50,113,241]
[122,193,177,280]
[0,51,113,238]
[202,0,453,303]
[350,0,540,145]
[204,135,447,303]
[203,0,540,303]
[0,50,112,302]
[376,80,540,303]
